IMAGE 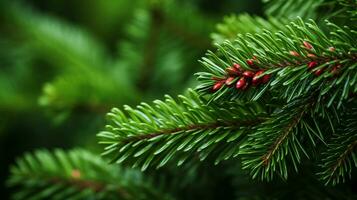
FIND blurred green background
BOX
[0,0,262,198]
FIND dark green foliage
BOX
[114,0,214,95]
[1,0,221,199]
[263,0,324,19]
[7,149,172,200]
[98,89,266,170]
[197,19,357,106]
[0,40,36,112]
[2,0,357,199]
[98,0,357,188]
[211,14,288,44]
[2,0,214,116]
[318,106,357,185]
[264,0,357,23]
[239,96,330,181]
[228,161,357,199]
[339,0,357,20]
[5,3,138,114]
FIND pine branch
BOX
[7,3,106,71]
[264,0,357,23]
[5,3,139,114]
[161,1,213,49]
[340,0,357,20]
[196,19,357,107]
[211,14,288,44]
[0,40,39,113]
[228,162,357,199]
[113,1,214,94]
[261,108,305,166]
[239,96,328,181]
[98,89,267,170]
[263,0,324,19]
[323,0,357,22]
[318,106,357,185]
[38,62,138,114]
[7,149,172,200]
[116,9,198,94]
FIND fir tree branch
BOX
[329,140,357,176]
[6,3,139,115]
[122,119,261,142]
[196,19,357,107]
[263,0,324,19]
[239,96,328,181]
[164,19,211,49]
[340,0,357,20]
[18,173,132,198]
[160,0,213,49]
[318,106,357,185]
[262,109,305,166]
[211,14,288,44]
[7,149,172,200]
[98,89,267,170]
[38,70,137,115]
[116,8,204,94]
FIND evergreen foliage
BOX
[263,0,324,19]
[98,0,357,188]
[3,0,357,199]
[7,149,171,200]
[6,3,138,113]
[197,19,357,106]
[318,106,357,185]
[98,89,266,170]
[211,14,288,44]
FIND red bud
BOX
[71,169,81,179]
[290,51,300,57]
[243,71,255,78]
[308,61,318,69]
[233,63,242,70]
[236,77,247,89]
[307,53,316,58]
[303,41,313,49]
[212,81,224,91]
[225,77,236,86]
[328,47,335,52]
[246,59,254,66]
[314,68,324,76]
[331,64,341,75]
[252,70,264,86]
[242,83,249,90]
[226,67,239,75]
[262,74,271,83]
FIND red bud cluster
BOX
[306,48,342,77]
[211,44,342,93]
[307,60,331,76]
[212,61,271,92]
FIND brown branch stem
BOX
[49,176,132,199]
[122,118,265,143]
[330,139,357,176]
